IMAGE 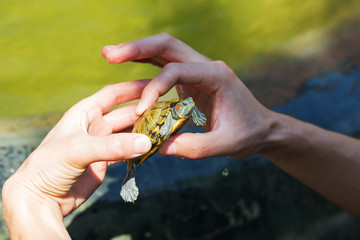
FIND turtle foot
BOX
[192,106,207,126]
[120,178,139,203]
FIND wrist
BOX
[259,111,325,160]
[2,178,70,239]
[259,111,301,157]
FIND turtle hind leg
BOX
[120,161,139,203]
[120,178,139,203]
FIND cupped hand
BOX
[102,33,274,159]
[3,80,151,217]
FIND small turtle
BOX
[120,97,207,203]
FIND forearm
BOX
[261,112,360,217]
[2,180,70,239]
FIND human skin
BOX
[3,33,360,239]
[102,33,360,217]
[2,81,152,239]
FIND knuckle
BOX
[157,33,178,55]
[106,136,126,160]
[212,60,236,77]
[213,60,227,68]
[162,62,179,72]
[188,139,208,159]
[161,62,181,79]
[158,32,175,42]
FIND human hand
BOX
[2,81,151,239]
[102,33,275,159]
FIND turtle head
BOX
[173,97,195,119]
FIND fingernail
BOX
[109,46,122,54]
[102,45,116,57]
[135,136,151,154]
[136,100,145,116]
[105,46,122,59]
[104,45,117,51]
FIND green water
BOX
[1,0,360,118]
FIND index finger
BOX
[81,79,150,114]
[102,33,211,64]
[136,61,223,115]
[159,131,229,159]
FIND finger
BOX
[86,104,139,136]
[102,33,211,64]
[103,104,139,132]
[101,45,117,58]
[67,133,151,167]
[158,131,228,159]
[132,56,170,68]
[80,79,150,114]
[136,61,224,115]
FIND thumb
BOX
[159,132,226,159]
[70,133,151,166]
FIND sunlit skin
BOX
[120,97,206,203]
[102,33,360,217]
[2,81,152,239]
[3,33,360,239]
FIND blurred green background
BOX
[1,0,360,118]
[2,1,360,239]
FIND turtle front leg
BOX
[191,106,207,126]
[120,160,139,203]
[160,113,173,140]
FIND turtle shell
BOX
[130,99,189,165]
[121,97,206,203]
[133,100,177,144]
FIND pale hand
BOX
[102,33,274,159]
[2,81,151,239]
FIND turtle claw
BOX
[192,106,207,126]
[121,161,139,203]
[120,178,139,203]
[160,114,173,140]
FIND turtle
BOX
[120,97,207,203]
